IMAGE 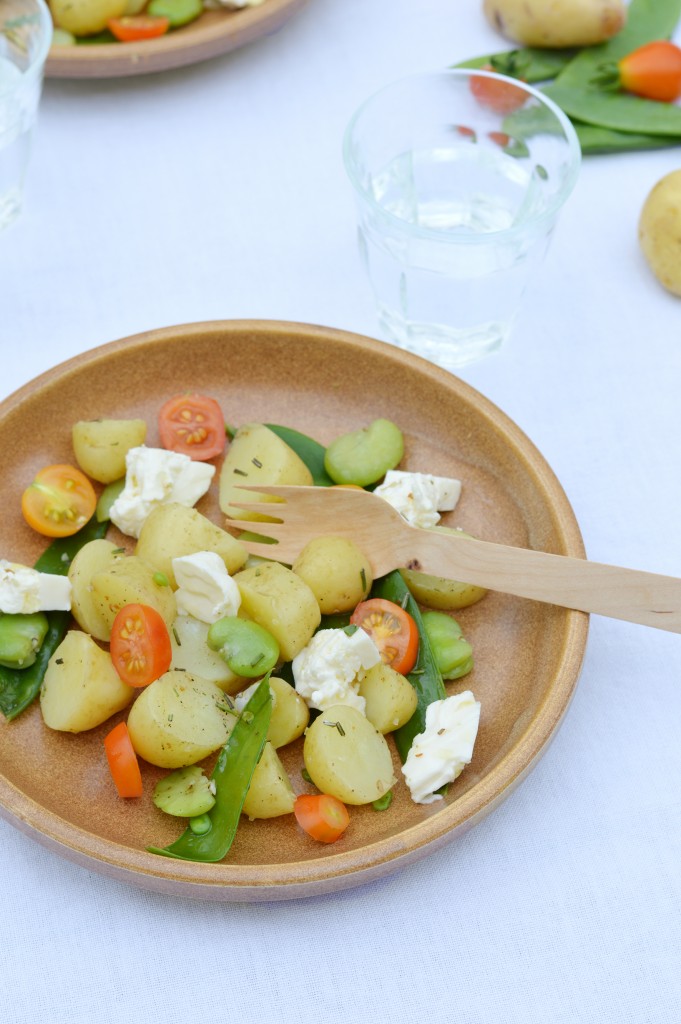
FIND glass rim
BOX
[342,68,582,244]
[0,0,53,87]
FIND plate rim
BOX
[0,319,589,900]
[45,0,310,79]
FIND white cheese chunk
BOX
[0,560,72,614]
[291,627,381,714]
[109,446,215,538]
[172,551,241,624]
[373,470,462,528]
[402,691,481,804]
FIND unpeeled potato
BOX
[50,0,127,36]
[482,0,626,48]
[638,169,681,298]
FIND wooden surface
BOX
[0,320,589,900]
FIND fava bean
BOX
[147,0,203,28]
[324,419,404,487]
[421,611,473,681]
[207,616,279,677]
[152,766,216,818]
[0,612,49,669]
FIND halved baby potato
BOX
[40,630,134,732]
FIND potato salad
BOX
[0,394,484,861]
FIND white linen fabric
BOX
[1,2,680,1022]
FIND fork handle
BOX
[409,532,681,633]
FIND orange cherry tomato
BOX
[158,393,226,461]
[107,15,170,42]
[294,794,350,843]
[21,464,97,538]
[615,41,681,102]
[350,597,419,675]
[109,603,172,688]
[104,722,143,798]
[469,68,528,114]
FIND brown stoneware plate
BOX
[45,0,309,79]
[0,320,588,900]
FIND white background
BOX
[2,1,681,1021]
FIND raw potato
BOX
[292,536,373,614]
[303,705,397,805]
[40,630,134,732]
[234,562,321,661]
[358,662,418,734]
[170,614,244,695]
[127,671,235,769]
[219,423,313,521]
[483,0,626,48]
[639,170,681,298]
[266,676,309,748]
[400,527,487,611]
[49,0,128,35]
[242,742,296,819]
[72,418,147,484]
[136,503,248,588]
[68,539,125,641]
[90,554,177,639]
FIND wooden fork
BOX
[224,484,681,633]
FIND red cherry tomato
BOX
[350,597,419,675]
[158,393,226,461]
[469,68,528,114]
[104,722,143,798]
[109,603,172,688]
[294,794,350,843]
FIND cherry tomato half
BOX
[158,393,226,461]
[21,464,97,538]
[294,793,350,843]
[469,68,528,114]
[350,597,419,675]
[109,603,172,688]
[104,722,143,798]
[107,15,170,42]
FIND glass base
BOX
[378,306,509,370]
[0,188,22,232]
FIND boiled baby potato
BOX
[136,503,248,588]
[90,553,177,638]
[170,614,244,695]
[242,742,296,819]
[358,662,418,734]
[72,418,147,484]
[68,539,125,641]
[303,705,396,805]
[127,671,235,769]
[639,170,681,298]
[400,527,487,611]
[50,0,128,36]
[482,0,625,48]
[233,561,320,661]
[292,536,372,614]
[41,630,134,732]
[266,676,309,748]
[219,423,313,521]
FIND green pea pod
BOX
[148,677,272,863]
[371,570,446,762]
[265,424,334,486]
[543,82,681,137]
[574,121,681,154]
[0,516,109,721]
[454,47,576,83]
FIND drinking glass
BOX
[343,70,581,368]
[0,0,52,232]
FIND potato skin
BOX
[40,631,134,732]
[136,503,247,588]
[483,0,626,48]
[639,170,681,298]
[242,742,296,819]
[292,536,372,614]
[50,0,128,36]
[219,423,313,521]
[303,705,396,805]
[72,418,146,483]
[358,662,418,734]
[234,562,321,662]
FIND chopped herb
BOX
[323,720,346,736]
[401,591,410,610]
[112,547,126,555]
[250,652,264,668]
[252,457,263,468]
[225,424,236,440]
[55,658,64,665]
[168,714,174,723]
[360,567,367,591]
[172,626,181,646]
[372,791,393,811]
[241,710,254,724]
[301,768,312,783]
[233,468,248,477]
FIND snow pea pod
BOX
[0,515,109,720]
[371,570,446,762]
[543,82,681,137]
[148,677,272,863]
[454,47,576,84]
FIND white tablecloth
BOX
[2,2,681,1021]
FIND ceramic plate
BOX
[0,320,588,901]
[45,0,309,79]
